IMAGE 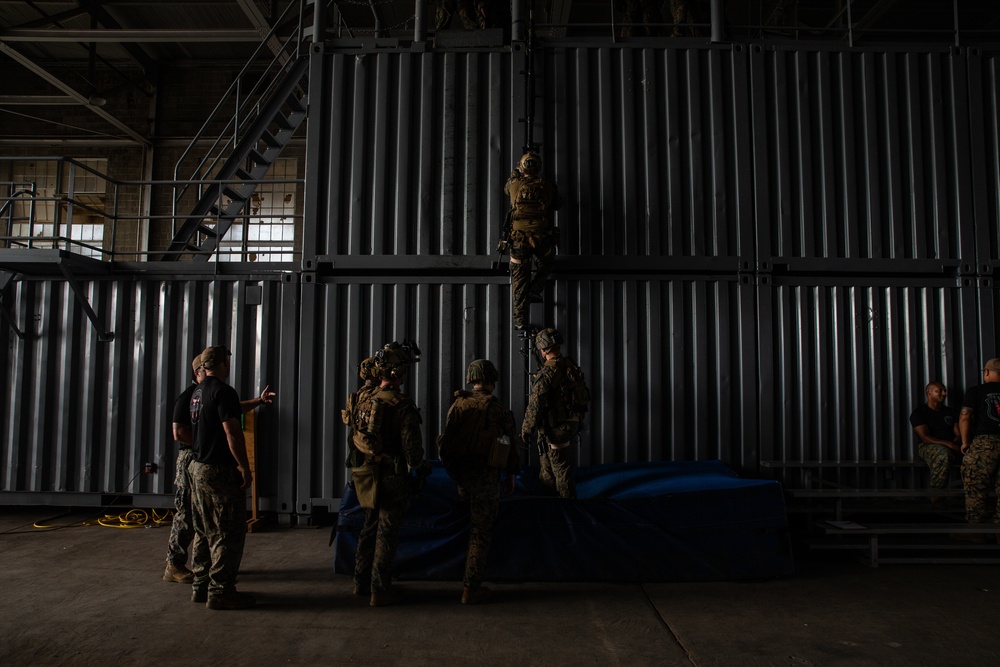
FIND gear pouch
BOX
[351,465,380,509]
[489,435,511,469]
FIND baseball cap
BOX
[984,358,1000,374]
[191,354,202,373]
[200,345,232,370]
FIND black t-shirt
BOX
[908,403,956,444]
[961,382,1000,438]
[172,382,197,448]
[190,376,242,466]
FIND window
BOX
[8,158,106,259]
[217,157,297,262]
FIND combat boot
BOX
[191,586,207,603]
[461,585,492,605]
[163,563,194,584]
[370,588,405,607]
[206,590,256,610]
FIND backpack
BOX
[513,176,549,220]
[437,391,496,468]
[544,357,591,445]
[342,384,371,466]
[349,388,403,456]
[341,382,373,427]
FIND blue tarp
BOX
[334,459,794,582]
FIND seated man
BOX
[909,381,961,503]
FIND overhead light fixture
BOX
[87,95,107,107]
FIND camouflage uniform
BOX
[918,442,957,489]
[909,401,959,490]
[439,389,520,588]
[165,446,195,566]
[522,355,577,499]
[189,461,247,594]
[505,157,560,330]
[353,386,425,594]
[434,0,481,30]
[961,435,1000,524]
[960,377,1000,524]
[342,357,379,469]
[615,0,664,37]
[669,0,710,37]
[165,377,199,570]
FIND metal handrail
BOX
[1,187,36,246]
[2,157,305,262]
[171,0,307,227]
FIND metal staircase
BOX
[165,1,310,261]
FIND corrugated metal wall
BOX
[0,276,292,508]
[970,52,1000,271]
[303,49,516,259]
[304,45,754,266]
[751,48,976,265]
[2,44,999,518]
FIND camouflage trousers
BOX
[509,230,555,329]
[540,441,576,499]
[918,442,957,489]
[453,467,501,588]
[354,473,413,593]
[961,435,1000,524]
[165,447,195,566]
[189,461,247,594]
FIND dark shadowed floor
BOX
[1,506,997,667]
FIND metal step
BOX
[272,112,294,130]
[164,56,308,261]
[259,129,281,148]
[247,149,271,167]
[285,93,306,113]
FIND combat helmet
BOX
[374,339,421,379]
[518,150,542,177]
[466,359,499,385]
[535,327,563,352]
[357,356,378,384]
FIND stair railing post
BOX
[312,0,328,43]
[414,0,427,43]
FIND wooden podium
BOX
[244,409,264,533]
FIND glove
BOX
[409,460,432,478]
[407,460,432,494]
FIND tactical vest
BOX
[543,356,591,444]
[437,390,498,468]
[341,383,373,428]
[342,383,373,467]
[511,176,550,229]
[349,388,408,457]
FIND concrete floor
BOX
[1,506,998,667]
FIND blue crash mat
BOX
[334,459,794,582]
